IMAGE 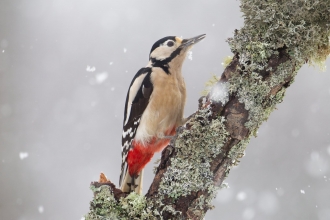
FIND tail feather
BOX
[121,170,143,194]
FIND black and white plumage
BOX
[120,67,153,186]
[120,34,206,194]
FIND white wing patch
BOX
[124,73,148,125]
[134,118,140,125]
[122,127,132,138]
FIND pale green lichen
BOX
[201,74,220,96]
[201,55,233,96]
[85,1,329,219]
[85,186,158,220]
[222,55,233,67]
[85,185,121,220]
[155,108,229,216]
[229,0,330,70]
[227,0,329,132]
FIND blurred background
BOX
[0,0,330,219]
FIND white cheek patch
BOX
[150,41,177,61]
[124,74,147,125]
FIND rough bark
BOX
[85,1,329,219]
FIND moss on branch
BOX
[85,0,329,219]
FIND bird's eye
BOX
[167,41,174,47]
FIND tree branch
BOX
[85,0,329,219]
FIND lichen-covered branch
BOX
[85,1,329,219]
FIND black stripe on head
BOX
[149,36,184,74]
[150,46,182,74]
[149,36,176,55]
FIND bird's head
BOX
[149,34,206,72]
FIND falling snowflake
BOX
[38,206,44,213]
[236,191,247,201]
[123,48,127,53]
[19,152,29,160]
[95,72,108,84]
[86,66,96,72]
[210,82,229,105]
[187,51,193,60]
[300,190,305,194]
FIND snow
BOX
[210,82,229,105]
[276,190,284,198]
[236,191,247,201]
[89,72,109,85]
[300,190,305,194]
[86,66,96,72]
[2,50,4,53]
[111,87,115,91]
[187,51,193,60]
[109,62,113,65]
[38,206,44,213]
[123,48,127,53]
[19,152,29,160]
[95,72,108,84]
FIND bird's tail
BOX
[121,169,144,194]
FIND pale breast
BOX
[134,68,186,145]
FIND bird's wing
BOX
[120,67,153,186]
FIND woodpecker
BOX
[120,34,206,194]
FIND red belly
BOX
[127,127,176,176]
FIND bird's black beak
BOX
[180,34,206,49]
